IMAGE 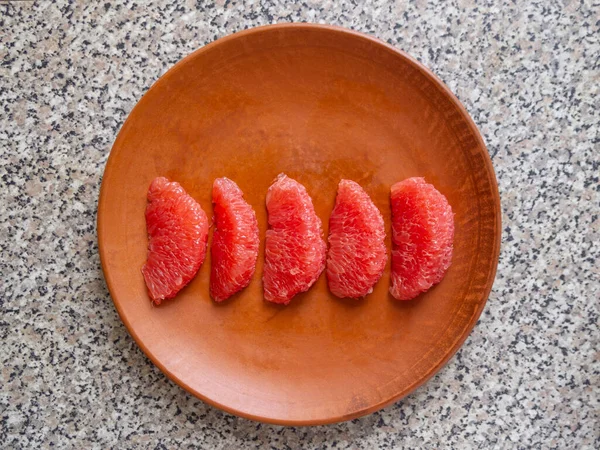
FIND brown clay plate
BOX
[98,24,501,425]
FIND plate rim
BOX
[97,22,502,426]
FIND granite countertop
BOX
[1,0,598,448]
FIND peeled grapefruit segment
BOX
[390,177,454,300]
[210,178,259,302]
[142,177,208,304]
[263,174,326,305]
[327,180,387,298]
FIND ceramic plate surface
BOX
[98,24,501,425]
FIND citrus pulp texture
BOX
[390,177,454,300]
[142,177,208,304]
[263,174,326,305]
[327,180,387,298]
[210,178,259,302]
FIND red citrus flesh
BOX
[263,174,326,305]
[327,180,387,298]
[210,178,259,302]
[390,177,454,300]
[142,177,208,304]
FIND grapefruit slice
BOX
[390,177,454,300]
[327,180,387,298]
[210,178,260,302]
[263,174,326,305]
[142,177,208,304]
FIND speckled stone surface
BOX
[1,0,598,448]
